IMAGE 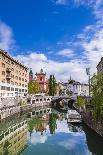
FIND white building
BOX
[64,82,89,96]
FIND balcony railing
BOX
[6,68,12,72]
[6,74,11,79]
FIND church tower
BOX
[29,68,33,81]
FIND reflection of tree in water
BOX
[28,117,49,136]
[83,125,103,155]
[28,118,42,136]
[3,140,10,155]
[49,113,57,135]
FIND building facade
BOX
[97,57,103,74]
[29,68,48,93]
[64,81,89,96]
[35,69,48,92]
[0,49,28,107]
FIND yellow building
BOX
[0,49,28,107]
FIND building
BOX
[29,68,48,93]
[29,68,33,81]
[97,57,103,74]
[64,81,89,96]
[35,69,48,92]
[0,49,28,107]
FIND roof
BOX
[0,49,28,69]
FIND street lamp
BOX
[86,68,90,96]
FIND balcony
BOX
[6,68,12,73]
[6,74,11,79]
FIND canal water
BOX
[0,107,103,155]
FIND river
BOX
[0,106,103,155]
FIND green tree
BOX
[48,75,57,96]
[28,81,41,94]
[91,73,103,120]
[52,75,57,96]
[76,96,85,108]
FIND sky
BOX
[0,0,103,82]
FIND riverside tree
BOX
[48,75,57,96]
[91,73,103,120]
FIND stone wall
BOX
[83,112,103,138]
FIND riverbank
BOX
[73,105,103,138]
[83,112,103,138]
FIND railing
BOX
[0,120,27,141]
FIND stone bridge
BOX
[51,95,77,102]
[51,95,77,108]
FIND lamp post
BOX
[86,68,90,96]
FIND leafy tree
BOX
[52,75,57,96]
[91,73,103,120]
[48,75,57,96]
[28,81,41,94]
[48,75,53,96]
[76,96,85,108]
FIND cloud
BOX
[28,131,48,145]
[15,51,87,82]
[0,20,15,51]
[55,0,66,5]
[57,48,75,58]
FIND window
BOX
[22,89,24,92]
[1,86,5,90]
[2,56,5,60]
[7,87,10,91]
[11,87,14,91]
[15,76,18,80]
[2,63,5,68]
[2,71,5,75]
[15,88,18,91]
[40,77,42,81]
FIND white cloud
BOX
[55,0,66,5]
[15,51,87,82]
[28,131,48,145]
[57,48,75,58]
[0,20,15,51]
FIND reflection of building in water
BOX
[0,120,27,155]
[35,121,49,135]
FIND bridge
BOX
[51,95,77,102]
[51,95,77,108]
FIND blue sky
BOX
[0,0,103,82]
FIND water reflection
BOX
[0,120,27,155]
[0,107,103,155]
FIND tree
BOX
[28,81,41,94]
[48,75,53,96]
[76,96,85,108]
[91,73,103,120]
[52,75,57,96]
[48,75,57,96]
